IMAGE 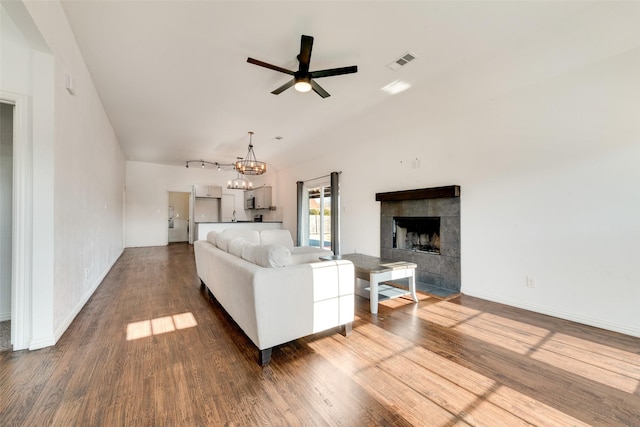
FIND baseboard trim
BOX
[53,249,124,345]
[0,312,10,322]
[29,335,56,350]
[462,289,640,338]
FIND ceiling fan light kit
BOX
[294,77,312,93]
[247,35,358,98]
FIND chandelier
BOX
[234,132,266,175]
[185,131,266,189]
[227,171,252,190]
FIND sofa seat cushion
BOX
[290,246,333,265]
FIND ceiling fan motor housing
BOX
[247,34,358,98]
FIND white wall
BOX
[125,161,279,247]
[1,1,125,348]
[275,6,640,337]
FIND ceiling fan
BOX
[247,35,358,98]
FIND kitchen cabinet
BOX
[253,186,272,209]
[194,185,222,198]
[193,198,219,222]
[221,194,235,222]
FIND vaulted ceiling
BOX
[60,1,595,171]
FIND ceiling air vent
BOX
[387,52,417,71]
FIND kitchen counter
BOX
[195,221,283,241]
[213,221,283,224]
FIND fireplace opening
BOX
[393,217,441,255]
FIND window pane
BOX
[307,185,331,249]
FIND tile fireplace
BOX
[377,186,461,294]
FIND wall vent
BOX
[387,52,417,71]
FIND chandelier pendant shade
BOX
[235,131,267,175]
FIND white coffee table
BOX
[337,254,418,314]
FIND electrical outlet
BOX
[526,275,536,288]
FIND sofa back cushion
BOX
[290,246,334,265]
[215,233,233,252]
[228,237,250,258]
[241,243,260,264]
[206,231,218,245]
[216,229,261,252]
[222,229,261,244]
[259,229,294,250]
[254,244,291,268]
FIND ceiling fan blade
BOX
[271,79,295,95]
[310,80,330,98]
[297,35,314,74]
[310,65,358,79]
[247,57,295,76]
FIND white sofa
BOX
[194,229,355,365]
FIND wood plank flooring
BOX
[1,243,639,426]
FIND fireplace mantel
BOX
[375,185,460,202]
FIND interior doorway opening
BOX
[1,102,15,351]
[168,191,191,243]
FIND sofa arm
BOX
[251,260,354,350]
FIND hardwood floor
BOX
[1,243,639,426]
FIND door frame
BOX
[1,91,32,350]
[167,191,192,244]
[300,176,331,248]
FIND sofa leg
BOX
[341,322,352,337]
[259,348,272,366]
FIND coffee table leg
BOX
[409,269,418,302]
[370,274,379,314]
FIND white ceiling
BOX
[59,1,595,171]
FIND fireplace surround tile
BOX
[378,186,461,294]
[440,216,461,258]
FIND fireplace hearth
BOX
[377,186,460,294]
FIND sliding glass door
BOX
[297,172,340,254]
[307,184,332,249]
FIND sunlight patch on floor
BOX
[416,300,482,327]
[306,308,596,426]
[531,333,640,394]
[126,312,197,341]
[403,345,590,427]
[415,300,640,395]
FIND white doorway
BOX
[168,192,190,243]
[0,102,14,350]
